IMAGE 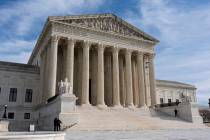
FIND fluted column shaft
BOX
[137,52,146,107]
[112,47,120,106]
[47,35,59,98]
[65,38,75,89]
[125,49,133,107]
[149,54,157,106]
[81,41,90,105]
[97,44,106,106]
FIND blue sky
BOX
[0,0,209,106]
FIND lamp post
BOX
[2,104,7,119]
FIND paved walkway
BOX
[65,129,210,140]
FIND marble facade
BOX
[29,13,158,108]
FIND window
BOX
[160,98,164,104]
[24,113,30,119]
[9,88,17,102]
[8,112,14,119]
[25,89,33,103]
[168,99,172,103]
[0,87,1,94]
[176,99,179,103]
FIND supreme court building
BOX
[0,14,197,131]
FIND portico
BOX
[40,37,156,108]
[30,14,159,108]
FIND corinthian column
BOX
[125,49,134,107]
[97,44,106,108]
[65,38,75,90]
[81,41,90,105]
[137,52,146,107]
[112,47,121,107]
[47,35,59,98]
[148,53,157,106]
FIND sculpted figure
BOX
[58,80,65,95]
[58,78,73,95]
[64,78,70,94]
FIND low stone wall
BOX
[0,132,65,140]
[35,94,79,131]
[156,102,203,123]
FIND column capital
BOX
[148,53,155,59]
[113,46,119,52]
[98,43,106,51]
[83,40,91,48]
[125,49,133,55]
[67,38,76,43]
[51,35,60,42]
[137,51,144,56]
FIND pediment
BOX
[49,14,158,42]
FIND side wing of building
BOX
[156,80,197,104]
[0,61,40,130]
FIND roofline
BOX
[156,79,196,89]
[0,61,39,74]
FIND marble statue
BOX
[58,78,72,95]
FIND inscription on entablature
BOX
[52,23,154,52]
[58,17,149,40]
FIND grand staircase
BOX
[68,106,205,131]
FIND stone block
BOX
[0,120,9,132]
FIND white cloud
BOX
[0,0,104,36]
[0,39,35,54]
[133,0,210,105]
[0,0,104,64]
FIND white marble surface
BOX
[65,129,210,140]
[0,132,65,140]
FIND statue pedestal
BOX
[37,93,79,131]
[0,120,9,132]
[58,93,79,130]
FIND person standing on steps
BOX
[174,108,178,117]
[57,117,62,131]
[54,118,58,131]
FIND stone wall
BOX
[156,102,203,123]
[35,94,79,131]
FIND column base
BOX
[138,104,148,109]
[80,103,92,109]
[97,104,107,110]
[126,103,135,110]
[112,105,123,110]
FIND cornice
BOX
[0,61,40,74]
